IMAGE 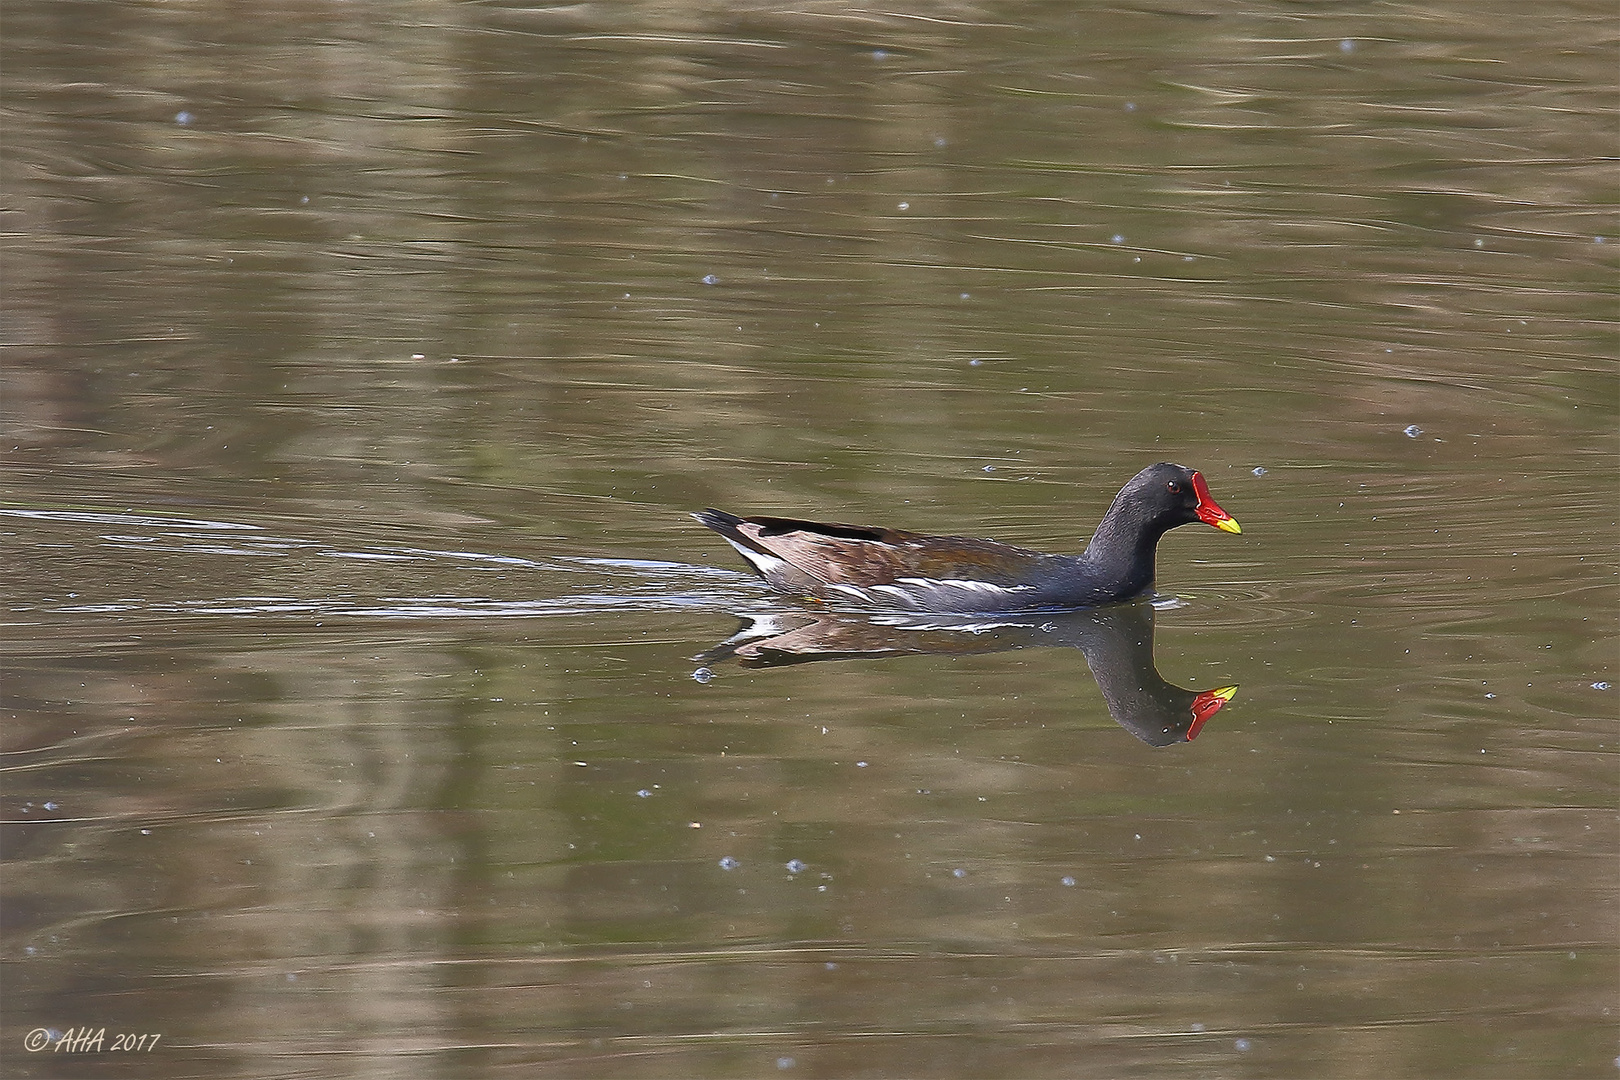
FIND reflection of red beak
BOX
[1186,685,1237,740]
[1191,471,1241,534]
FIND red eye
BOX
[1166,481,1181,494]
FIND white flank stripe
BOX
[868,584,922,605]
[826,583,874,601]
[895,576,1033,594]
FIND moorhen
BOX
[694,461,1240,614]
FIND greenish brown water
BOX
[3,3,1616,1077]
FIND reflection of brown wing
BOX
[696,610,1014,666]
[694,604,1239,747]
[722,614,917,665]
[738,518,1045,588]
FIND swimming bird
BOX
[694,462,1240,614]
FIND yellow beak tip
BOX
[1217,518,1242,535]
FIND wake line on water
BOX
[5,505,769,621]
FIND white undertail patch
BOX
[724,537,792,578]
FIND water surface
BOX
[3,3,1615,1077]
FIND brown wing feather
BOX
[736,518,1045,588]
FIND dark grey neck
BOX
[1079,498,1167,600]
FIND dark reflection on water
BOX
[699,602,1236,746]
[4,1,1617,1077]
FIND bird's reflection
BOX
[697,601,1235,747]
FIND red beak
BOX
[1186,685,1237,740]
[1191,471,1241,534]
